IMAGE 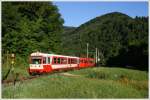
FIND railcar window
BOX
[54,58,57,64]
[71,59,73,64]
[71,59,74,64]
[68,59,70,64]
[71,59,77,64]
[57,58,61,64]
[69,59,71,64]
[48,57,51,64]
[61,58,67,64]
[64,59,67,64]
[32,59,41,64]
[74,59,77,64]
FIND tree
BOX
[2,2,64,56]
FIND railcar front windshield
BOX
[31,57,42,64]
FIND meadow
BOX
[2,67,148,98]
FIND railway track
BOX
[2,68,78,85]
[2,74,42,85]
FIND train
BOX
[28,52,95,75]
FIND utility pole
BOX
[97,49,100,66]
[87,43,89,58]
[6,51,9,68]
[96,48,97,66]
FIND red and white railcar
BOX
[28,52,95,75]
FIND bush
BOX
[86,71,109,79]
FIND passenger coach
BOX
[28,52,95,75]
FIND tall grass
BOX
[71,67,148,81]
[2,67,148,98]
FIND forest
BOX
[2,2,148,71]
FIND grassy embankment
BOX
[2,67,148,98]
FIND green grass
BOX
[71,67,148,81]
[2,67,148,98]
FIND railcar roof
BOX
[31,52,79,58]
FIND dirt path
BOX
[59,72,81,77]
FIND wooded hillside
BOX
[62,12,148,70]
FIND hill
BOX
[61,26,76,47]
[62,12,148,70]
[62,26,76,35]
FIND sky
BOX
[53,1,148,27]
